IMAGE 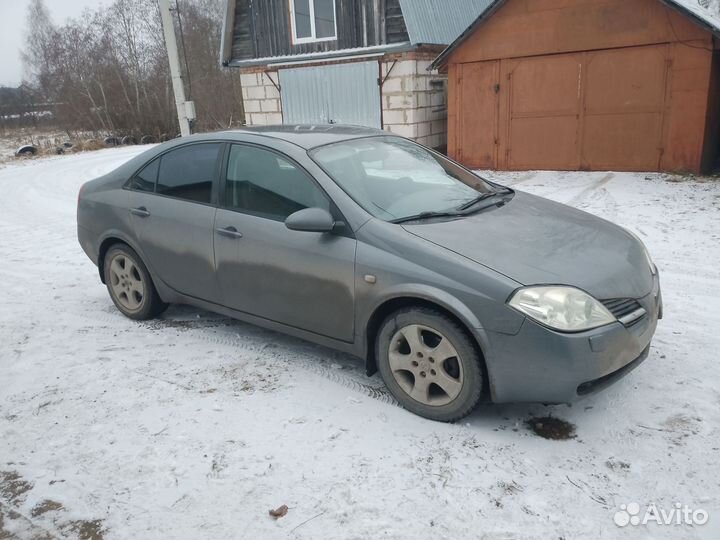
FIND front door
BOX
[214,143,356,342]
[127,142,222,302]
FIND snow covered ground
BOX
[1,147,719,540]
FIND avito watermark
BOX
[614,502,709,527]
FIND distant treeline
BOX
[20,0,244,138]
[0,86,43,128]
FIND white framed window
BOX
[289,0,337,44]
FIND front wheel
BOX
[376,308,484,422]
[103,244,167,320]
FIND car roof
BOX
[106,125,391,184]
[220,124,387,150]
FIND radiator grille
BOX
[601,298,644,322]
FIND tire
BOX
[103,244,167,320]
[376,307,484,422]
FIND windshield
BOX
[310,136,494,222]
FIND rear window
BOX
[130,159,159,192]
[156,143,221,204]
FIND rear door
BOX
[213,143,356,342]
[279,61,382,128]
[127,143,222,302]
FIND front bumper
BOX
[485,277,662,404]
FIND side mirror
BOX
[285,207,336,233]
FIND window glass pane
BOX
[156,144,220,204]
[314,0,335,39]
[294,0,312,39]
[226,144,329,221]
[131,158,159,192]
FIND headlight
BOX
[508,286,616,332]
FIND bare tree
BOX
[21,0,244,138]
[176,0,245,130]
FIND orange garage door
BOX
[457,44,670,171]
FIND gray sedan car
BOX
[77,125,662,422]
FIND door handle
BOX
[215,226,243,239]
[129,206,150,217]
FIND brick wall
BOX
[381,58,448,150]
[240,71,282,126]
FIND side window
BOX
[156,143,221,204]
[225,144,330,221]
[130,158,159,192]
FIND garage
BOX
[433,0,720,173]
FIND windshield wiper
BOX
[457,187,514,212]
[390,211,464,224]
[390,187,515,224]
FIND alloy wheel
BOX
[108,253,145,312]
[388,324,464,406]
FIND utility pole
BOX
[158,0,195,137]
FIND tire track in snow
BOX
[73,305,397,406]
[567,172,616,206]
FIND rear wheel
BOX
[376,308,484,422]
[104,244,167,320]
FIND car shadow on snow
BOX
[145,304,636,441]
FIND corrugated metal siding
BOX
[231,0,255,60]
[398,0,493,45]
[386,0,409,44]
[279,61,382,128]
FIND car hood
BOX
[402,191,654,300]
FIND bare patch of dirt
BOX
[142,318,232,332]
[62,519,106,540]
[525,416,576,440]
[661,413,701,446]
[0,510,8,540]
[70,140,106,153]
[220,362,280,394]
[0,507,55,540]
[30,500,64,518]
[0,471,33,504]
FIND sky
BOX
[0,0,114,87]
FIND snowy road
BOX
[1,148,719,540]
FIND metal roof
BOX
[431,0,720,69]
[398,0,495,46]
